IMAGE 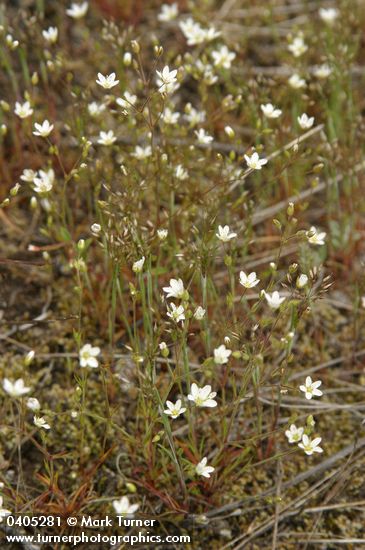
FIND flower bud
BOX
[131,40,140,54]
[224,125,235,138]
[296,274,308,288]
[123,52,132,66]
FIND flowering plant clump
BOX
[0,0,364,546]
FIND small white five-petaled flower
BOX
[66,2,89,19]
[187,383,217,407]
[297,113,314,130]
[33,416,51,430]
[163,278,185,299]
[97,130,117,146]
[211,45,236,69]
[298,434,323,455]
[299,376,323,400]
[156,66,178,94]
[195,457,215,478]
[33,169,54,193]
[113,496,139,517]
[263,290,286,309]
[195,128,213,144]
[244,152,268,170]
[14,101,33,119]
[167,303,185,323]
[285,424,304,443]
[214,344,232,365]
[239,271,260,288]
[216,225,237,242]
[158,3,178,22]
[288,36,308,57]
[164,399,186,419]
[96,72,119,89]
[79,344,101,368]
[260,103,282,118]
[3,378,31,397]
[33,120,54,137]
[42,26,58,44]
[319,7,339,25]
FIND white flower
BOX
[33,120,54,137]
[88,102,106,117]
[195,128,213,144]
[163,278,185,299]
[132,145,152,159]
[14,101,33,119]
[91,223,101,235]
[313,64,332,79]
[156,65,178,94]
[20,169,37,182]
[26,397,41,411]
[162,107,180,125]
[184,104,206,127]
[113,496,139,517]
[319,7,339,24]
[157,229,168,240]
[239,271,260,289]
[244,152,268,170]
[297,113,314,130]
[133,256,145,273]
[288,36,308,57]
[195,457,215,478]
[96,72,119,90]
[181,23,220,45]
[167,303,185,323]
[194,306,206,320]
[299,376,323,400]
[263,290,286,309]
[33,416,51,430]
[187,383,217,408]
[306,226,326,246]
[33,169,54,193]
[296,274,308,288]
[164,399,186,419]
[42,26,58,44]
[3,378,31,397]
[214,344,231,365]
[285,424,304,443]
[66,2,88,19]
[216,225,237,242]
[211,45,236,69]
[79,343,101,368]
[0,497,11,523]
[158,3,178,22]
[298,434,323,455]
[159,342,167,351]
[97,130,117,146]
[179,18,207,46]
[175,165,188,180]
[261,103,282,119]
[204,27,221,42]
[288,74,306,89]
[116,91,137,110]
